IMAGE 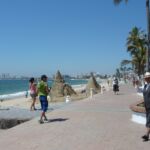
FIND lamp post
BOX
[146,0,150,71]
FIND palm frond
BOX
[114,0,128,5]
[121,60,132,66]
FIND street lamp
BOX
[146,0,150,71]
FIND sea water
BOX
[0,79,88,100]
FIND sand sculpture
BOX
[86,74,101,95]
[51,71,76,98]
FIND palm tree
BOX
[124,27,147,77]
[113,0,150,72]
[127,27,147,54]
[115,68,121,79]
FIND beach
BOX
[1,97,33,109]
[0,84,105,108]
[0,78,110,109]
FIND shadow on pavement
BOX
[47,118,69,123]
[116,93,124,95]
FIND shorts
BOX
[39,95,48,112]
[113,84,119,92]
[146,110,150,128]
[30,93,37,99]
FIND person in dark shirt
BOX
[113,77,119,95]
[142,72,150,141]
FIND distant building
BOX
[1,73,10,79]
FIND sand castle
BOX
[86,73,101,95]
[50,71,76,101]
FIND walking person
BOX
[29,77,37,111]
[37,75,50,124]
[113,77,119,95]
[141,72,150,141]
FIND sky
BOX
[0,0,147,77]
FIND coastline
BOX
[0,81,110,110]
[0,81,88,101]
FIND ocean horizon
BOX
[0,79,88,100]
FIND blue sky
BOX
[0,0,147,76]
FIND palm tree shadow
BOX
[47,118,69,123]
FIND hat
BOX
[144,72,150,78]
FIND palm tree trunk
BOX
[146,0,150,71]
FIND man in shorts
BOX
[37,75,50,124]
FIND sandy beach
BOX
[0,97,35,109]
[0,81,110,110]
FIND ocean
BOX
[0,79,88,100]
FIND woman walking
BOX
[29,77,37,111]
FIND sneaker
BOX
[38,120,44,124]
[142,135,149,141]
[44,117,48,121]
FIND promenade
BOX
[0,84,150,150]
